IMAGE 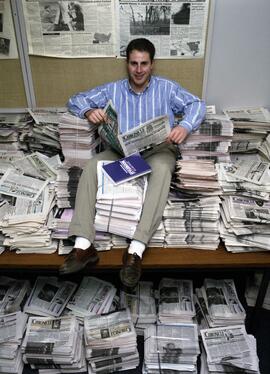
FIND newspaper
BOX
[13,152,58,180]
[225,159,270,186]
[226,195,270,224]
[24,276,77,317]
[0,0,18,59]
[224,106,270,122]
[158,278,195,323]
[118,115,171,156]
[22,0,116,57]
[0,169,49,201]
[0,276,31,315]
[66,276,117,317]
[201,325,260,372]
[118,0,209,59]
[98,100,124,155]
[98,100,170,156]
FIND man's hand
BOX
[166,126,188,145]
[85,109,107,125]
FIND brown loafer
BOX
[119,250,142,289]
[59,244,99,275]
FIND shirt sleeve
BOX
[170,84,206,133]
[67,84,109,119]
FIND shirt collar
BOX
[126,75,154,95]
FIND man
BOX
[60,38,206,288]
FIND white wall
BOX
[203,0,270,113]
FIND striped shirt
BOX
[68,75,206,134]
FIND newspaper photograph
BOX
[0,0,18,59]
[22,0,116,57]
[117,0,209,58]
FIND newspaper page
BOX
[117,0,209,58]
[223,106,270,122]
[0,0,18,59]
[118,115,170,155]
[0,169,49,201]
[98,100,124,155]
[22,0,116,57]
[24,276,77,317]
[201,325,250,364]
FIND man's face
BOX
[127,50,153,92]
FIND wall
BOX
[203,0,270,112]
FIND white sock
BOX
[128,240,146,258]
[74,237,91,250]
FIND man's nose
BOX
[136,64,142,72]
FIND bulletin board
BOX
[29,56,205,108]
[0,60,27,108]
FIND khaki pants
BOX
[69,143,177,245]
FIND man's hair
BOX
[126,38,155,62]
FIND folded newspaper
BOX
[98,100,170,156]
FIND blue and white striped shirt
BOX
[68,76,206,134]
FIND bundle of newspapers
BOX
[66,276,116,320]
[219,159,270,252]
[148,221,166,247]
[22,315,87,373]
[94,160,147,239]
[217,159,270,201]
[120,281,157,335]
[163,192,221,250]
[59,112,100,162]
[0,276,30,315]
[55,162,83,208]
[84,309,139,373]
[0,152,60,253]
[0,111,61,157]
[173,159,221,194]
[143,323,200,374]
[201,325,260,373]
[195,278,246,327]
[157,278,195,323]
[179,114,234,163]
[0,311,28,374]
[224,106,270,158]
[23,276,77,317]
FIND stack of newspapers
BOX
[56,112,100,209]
[201,325,260,373]
[224,106,270,158]
[0,276,30,314]
[148,221,166,247]
[143,323,200,374]
[25,108,63,156]
[163,192,221,250]
[120,281,157,335]
[218,159,270,252]
[173,159,221,194]
[55,162,82,208]
[179,114,234,163]
[157,278,195,323]
[0,152,59,254]
[59,112,100,162]
[66,276,116,320]
[22,315,87,373]
[195,278,246,328]
[0,311,28,374]
[217,159,270,201]
[23,276,77,317]
[0,113,31,153]
[94,161,147,239]
[84,309,139,373]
